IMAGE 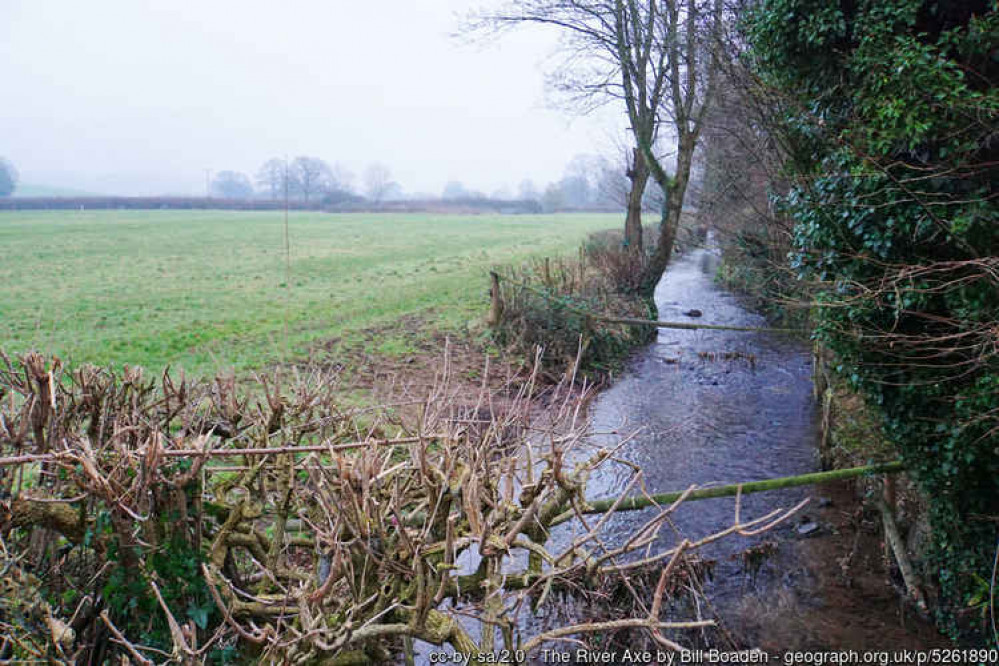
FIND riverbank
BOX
[734,477,946,652]
[295,241,947,655]
[0,238,950,662]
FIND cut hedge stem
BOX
[489,271,803,334]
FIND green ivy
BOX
[102,529,217,652]
[745,0,999,641]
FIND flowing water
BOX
[528,243,822,649]
[416,245,924,663]
[585,245,818,514]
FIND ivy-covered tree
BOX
[745,0,998,639]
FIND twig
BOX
[100,611,154,666]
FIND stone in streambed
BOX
[797,521,820,536]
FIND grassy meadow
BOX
[0,210,617,377]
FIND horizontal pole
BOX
[573,461,905,518]
[491,271,802,334]
[0,434,443,467]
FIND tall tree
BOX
[624,148,649,251]
[595,152,631,208]
[558,174,591,208]
[290,156,332,202]
[326,163,356,197]
[0,158,19,197]
[517,178,540,202]
[363,163,395,203]
[480,0,723,293]
[256,158,288,199]
[212,171,254,199]
[541,182,564,212]
[441,181,469,200]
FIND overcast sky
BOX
[0,0,626,196]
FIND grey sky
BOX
[0,0,625,196]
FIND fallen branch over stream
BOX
[555,460,906,525]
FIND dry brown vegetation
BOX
[0,348,808,664]
[489,236,659,382]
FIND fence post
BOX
[487,272,504,327]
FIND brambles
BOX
[490,234,657,381]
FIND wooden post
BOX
[812,343,829,400]
[487,272,503,327]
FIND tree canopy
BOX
[211,171,253,199]
[480,0,724,294]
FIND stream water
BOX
[488,243,823,652]
[416,245,863,663]
[541,244,823,644]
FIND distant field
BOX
[0,211,616,377]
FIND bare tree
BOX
[477,0,723,293]
[518,178,540,202]
[595,150,632,209]
[290,156,332,202]
[311,163,358,204]
[363,162,395,203]
[327,162,356,195]
[256,158,288,200]
[541,181,564,212]
[212,170,254,199]
[491,185,514,200]
[0,157,19,197]
[625,148,650,252]
[442,180,469,200]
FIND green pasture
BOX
[0,210,616,377]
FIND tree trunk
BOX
[624,148,649,256]
[640,132,696,296]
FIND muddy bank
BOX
[734,478,945,652]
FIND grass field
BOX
[0,210,617,377]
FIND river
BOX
[545,244,819,646]
[417,244,939,663]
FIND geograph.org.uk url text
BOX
[780,650,997,665]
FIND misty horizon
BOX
[1,0,628,198]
